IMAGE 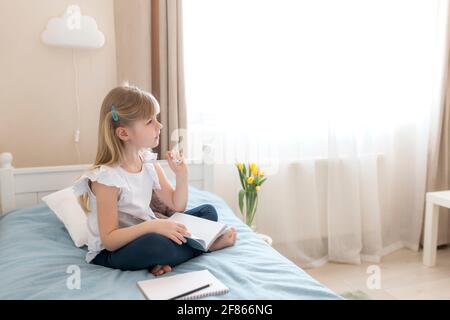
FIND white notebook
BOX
[168,212,228,252]
[137,269,229,300]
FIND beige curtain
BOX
[151,0,187,159]
[114,0,187,160]
[425,3,450,246]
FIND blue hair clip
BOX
[111,104,119,122]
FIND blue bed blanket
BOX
[0,186,341,299]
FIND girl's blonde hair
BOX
[78,83,160,213]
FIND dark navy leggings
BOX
[91,204,218,271]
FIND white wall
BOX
[0,0,117,167]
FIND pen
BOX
[170,149,183,165]
[168,283,211,300]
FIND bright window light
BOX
[183,0,440,161]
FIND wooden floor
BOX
[303,246,450,299]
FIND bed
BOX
[0,152,341,299]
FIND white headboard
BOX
[0,152,213,215]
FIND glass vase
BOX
[242,190,258,229]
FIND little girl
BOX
[73,84,237,275]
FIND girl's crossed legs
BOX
[92,204,236,273]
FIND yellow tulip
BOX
[255,186,260,192]
[247,176,254,184]
[237,163,244,171]
[249,163,258,175]
[259,170,265,177]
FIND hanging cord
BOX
[72,48,81,163]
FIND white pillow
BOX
[42,187,88,247]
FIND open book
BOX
[168,212,228,252]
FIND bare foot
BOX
[209,227,237,251]
[150,264,172,276]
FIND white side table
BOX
[423,191,450,267]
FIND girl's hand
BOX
[166,150,187,176]
[151,219,191,245]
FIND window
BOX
[183,0,441,163]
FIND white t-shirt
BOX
[72,152,162,263]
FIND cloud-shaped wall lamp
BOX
[41,5,105,49]
[40,5,105,162]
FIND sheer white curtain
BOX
[182,0,447,267]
